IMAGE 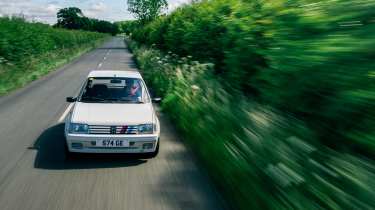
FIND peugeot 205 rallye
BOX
[64,70,160,158]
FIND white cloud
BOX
[168,0,190,11]
[91,2,107,12]
[0,0,191,24]
[28,4,60,16]
[0,0,60,24]
[83,2,109,19]
[46,4,60,14]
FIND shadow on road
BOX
[32,123,147,170]
[122,60,138,68]
[145,112,229,210]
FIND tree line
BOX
[55,7,119,35]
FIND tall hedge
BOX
[128,40,375,210]
[128,0,375,155]
[0,17,108,95]
[0,17,106,63]
[126,0,375,209]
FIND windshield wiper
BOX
[81,97,106,102]
[105,98,121,101]
[118,97,144,103]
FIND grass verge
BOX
[0,38,107,96]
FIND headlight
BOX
[138,124,154,134]
[69,123,89,134]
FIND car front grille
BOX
[89,125,138,135]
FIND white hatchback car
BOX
[64,70,160,158]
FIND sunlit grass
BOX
[0,17,108,96]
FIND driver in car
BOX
[127,79,142,102]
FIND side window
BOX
[142,80,151,103]
[78,79,91,99]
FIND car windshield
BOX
[79,77,148,103]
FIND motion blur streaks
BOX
[127,14,375,207]
[125,0,375,209]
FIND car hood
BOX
[71,102,154,125]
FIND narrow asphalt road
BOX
[0,37,227,210]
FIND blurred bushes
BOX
[128,39,375,210]
[127,0,375,156]
[0,17,107,95]
[117,20,141,36]
[125,0,375,208]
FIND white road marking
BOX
[98,62,103,68]
[103,56,107,60]
[58,103,73,123]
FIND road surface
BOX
[0,37,227,210]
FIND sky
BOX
[0,0,190,24]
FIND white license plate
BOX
[97,140,129,147]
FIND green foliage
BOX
[56,7,88,30]
[127,0,168,23]
[125,0,375,208]
[116,20,140,35]
[0,17,107,95]
[56,7,119,35]
[90,19,119,35]
[128,39,375,210]
[128,0,375,155]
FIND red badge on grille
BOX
[120,125,128,134]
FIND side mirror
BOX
[66,97,76,103]
[152,97,162,103]
[148,88,156,98]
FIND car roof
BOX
[88,70,142,79]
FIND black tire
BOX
[143,141,159,159]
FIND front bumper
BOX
[65,133,159,153]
